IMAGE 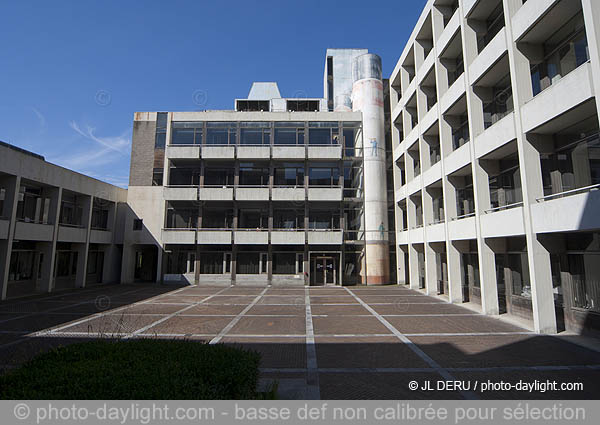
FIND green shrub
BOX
[0,339,264,399]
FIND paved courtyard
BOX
[1,283,599,399]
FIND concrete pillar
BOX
[479,240,500,315]
[408,243,420,290]
[39,187,62,293]
[0,175,21,300]
[75,195,93,288]
[120,244,135,284]
[424,243,438,295]
[581,0,600,120]
[102,243,120,283]
[447,241,463,303]
[503,0,557,333]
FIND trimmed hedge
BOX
[0,339,266,399]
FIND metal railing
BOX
[485,201,523,214]
[451,212,476,221]
[536,183,600,203]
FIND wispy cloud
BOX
[47,121,131,187]
[31,107,46,130]
[69,120,130,154]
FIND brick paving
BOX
[1,283,599,399]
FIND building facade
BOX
[0,142,127,300]
[122,50,396,287]
[390,0,600,334]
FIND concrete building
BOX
[390,0,600,334]
[123,49,395,287]
[0,142,127,300]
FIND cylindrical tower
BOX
[351,53,390,285]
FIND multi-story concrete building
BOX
[389,0,600,334]
[0,142,127,300]
[123,49,396,287]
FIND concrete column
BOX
[424,243,438,295]
[120,244,135,284]
[503,0,557,333]
[0,175,21,300]
[479,240,499,314]
[581,0,600,120]
[75,195,93,288]
[408,243,420,290]
[102,243,120,283]
[39,187,62,293]
[447,241,463,303]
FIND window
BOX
[0,187,5,217]
[238,209,268,229]
[240,122,271,145]
[530,13,589,96]
[309,122,340,145]
[91,204,109,230]
[169,168,200,186]
[274,122,305,145]
[309,210,340,230]
[309,165,340,186]
[133,219,143,231]
[166,206,198,229]
[237,252,260,274]
[16,186,44,223]
[152,168,163,186]
[203,166,234,186]
[274,163,304,186]
[273,253,296,274]
[476,3,505,53]
[239,163,269,186]
[155,112,168,149]
[541,131,600,197]
[59,193,83,226]
[8,250,36,281]
[203,209,233,229]
[171,122,203,145]
[274,209,303,229]
[199,252,224,274]
[205,122,237,145]
[483,75,514,129]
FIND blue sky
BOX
[1,0,426,188]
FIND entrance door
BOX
[312,256,337,286]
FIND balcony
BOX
[197,230,232,244]
[236,187,269,201]
[272,187,305,202]
[474,112,516,159]
[234,230,269,245]
[307,187,343,201]
[532,187,600,233]
[198,187,233,201]
[307,145,342,159]
[307,230,343,245]
[201,145,235,159]
[271,230,305,245]
[14,221,54,242]
[469,28,508,85]
[272,146,305,159]
[57,224,87,243]
[164,186,197,201]
[440,74,466,115]
[166,145,200,160]
[448,215,477,240]
[162,228,195,244]
[481,205,525,238]
[521,62,593,133]
[90,228,113,244]
[237,146,270,159]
